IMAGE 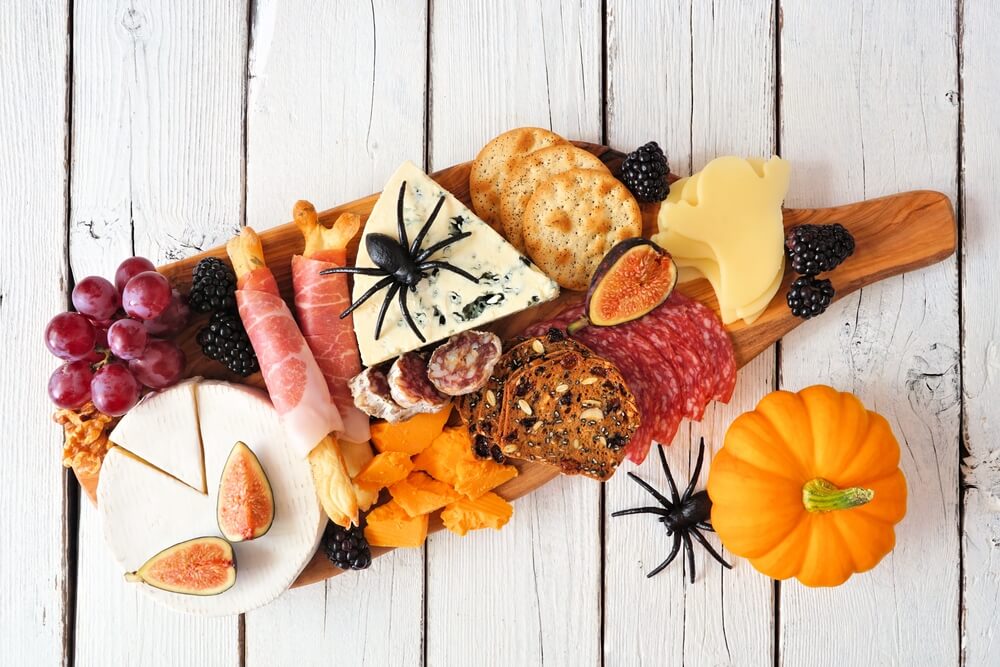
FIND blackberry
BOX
[784,224,855,276]
[786,276,835,319]
[189,257,237,313]
[620,141,670,202]
[196,310,259,376]
[322,521,372,571]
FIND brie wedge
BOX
[352,161,560,366]
[98,380,324,616]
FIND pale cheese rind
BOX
[98,380,324,616]
[352,161,560,366]
[108,378,206,493]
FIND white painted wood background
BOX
[1,1,991,665]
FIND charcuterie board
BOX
[74,142,956,588]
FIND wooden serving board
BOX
[76,142,956,588]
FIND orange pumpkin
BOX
[706,385,907,587]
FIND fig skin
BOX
[125,536,237,596]
[579,238,678,329]
[217,441,275,543]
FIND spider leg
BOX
[696,522,715,532]
[339,275,395,319]
[418,260,479,284]
[656,445,682,506]
[646,533,682,578]
[319,266,387,276]
[414,231,472,263]
[610,506,672,519]
[398,286,425,342]
[681,531,696,584]
[690,527,733,570]
[682,437,707,503]
[396,181,409,249]
[409,195,446,255]
[625,472,673,510]
[373,284,400,340]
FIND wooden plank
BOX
[70,1,246,663]
[425,2,604,664]
[959,3,1000,665]
[778,2,960,665]
[241,2,426,664]
[0,2,70,665]
[604,2,775,665]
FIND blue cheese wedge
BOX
[352,161,560,366]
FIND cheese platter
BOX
[49,133,954,612]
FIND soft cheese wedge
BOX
[352,161,560,366]
[98,380,324,616]
[108,379,206,493]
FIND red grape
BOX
[122,271,172,320]
[91,363,140,416]
[114,256,156,294]
[48,360,94,409]
[107,319,148,360]
[143,289,191,337]
[45,312,96,360]
[72,276,120,321]
[129,339,185,389]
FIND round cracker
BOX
[522,169,642,291]
[469,127,566,231]
[498,145,610,252]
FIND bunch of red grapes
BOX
[46,257,190,416]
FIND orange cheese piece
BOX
[370,406,452,455]
[441,492,514,536]
[363,500,429,548]
[354,451,414,489]
[454,459,518,499]
[389,471,461,517]
[412,427,476,486]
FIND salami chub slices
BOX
[427,330,502,396]
[387,353,450,414]
[524,292,736,464]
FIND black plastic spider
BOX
[320,180,479,342]
[612,438,732,582]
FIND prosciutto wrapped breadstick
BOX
[291,201,377,512]
[227,227,358,526]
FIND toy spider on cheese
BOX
[320,181,479,342]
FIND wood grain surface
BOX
[6,3,985,666]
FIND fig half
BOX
[570,238,677,332]
[217,441,275,542]
[125,536,237,596]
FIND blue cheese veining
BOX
[352,161,560,366]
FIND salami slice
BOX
[427,330,502,396]
[387,353,450,414]
[349,367,418,422]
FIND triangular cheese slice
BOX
[352,161,560,366]
[108,378,206,493]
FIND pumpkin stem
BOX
[801,478,874,513]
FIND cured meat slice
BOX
[387,353,450,414]
[236,268,343,458]
[524,291,735,464]
[349,367,418,423]
[292,253,370,444]
[427,331,502,396]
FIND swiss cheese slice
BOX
[108,379,206,493]
[98,380,324,616]
[352,161,560,366]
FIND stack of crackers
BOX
[470,127,642,291]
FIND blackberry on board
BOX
[323,521,372,571]
[189,257,237,313]
[620,141,670,203]
[786,276,835,320]
[784,224,855,276]
[196,310,259,377]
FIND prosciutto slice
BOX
[291,252,371,444]
[237,267,343,458]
